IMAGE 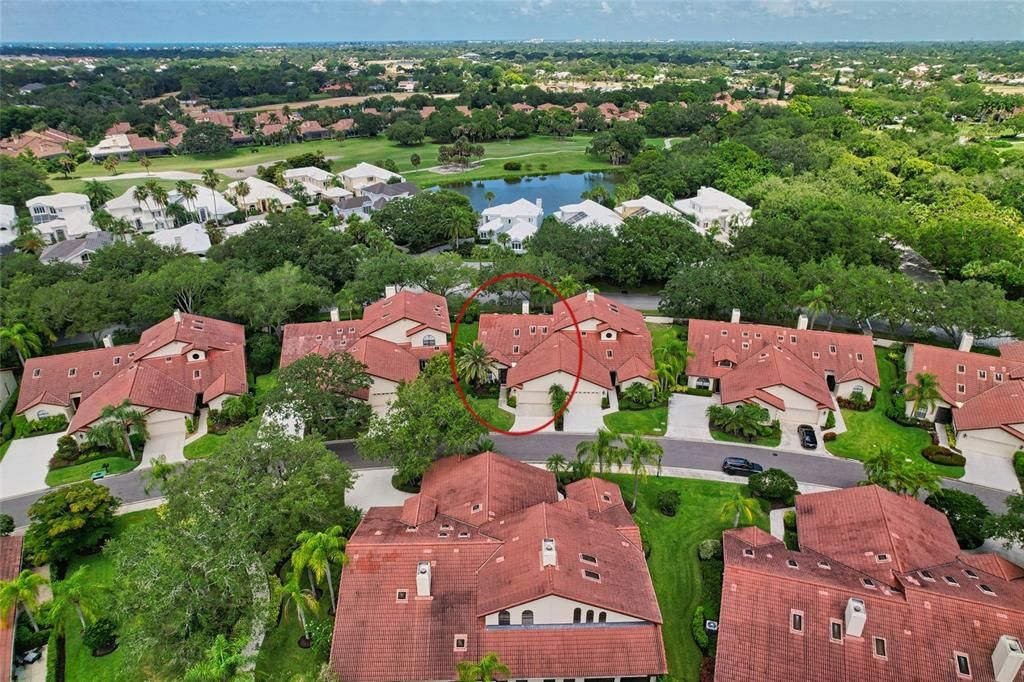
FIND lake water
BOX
[445,172,618,216]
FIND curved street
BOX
[1,432,1013,527]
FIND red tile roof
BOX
[0,128,81,159]
[359,290,451,337]
[125,133,167,153]
[0,536,23,682]
[954,380,1024,433]
[715,486,1024,682]
[345,336,421,385]
[478,293,654,389]
[331,118,355,132]
[331,452,666,682]
[689,319,880,410]
[105,121,132,135]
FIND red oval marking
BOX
[449,272,584,436]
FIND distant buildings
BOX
[88,132,168,160]
[40,231,114,265]
[0,127,81,160]
[673,186,752,242]
[226,177,297,214]
[716,484,1024,682]
[555,199,624,231]
[104,184,235,232]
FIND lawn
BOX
[460,383,515,431]
[63,509,158,682]
[826,348,963,478]
[254,371,279,402]
[183,432,228,460]
[600,474,769,680]
[47,134,612,194]
[605,406,668,436]
[648,323,686,351]
[254,567,333,681]
[710,428,782,448]
[0,440,11,464]
[44,456,139,487]
[453,322,478,348]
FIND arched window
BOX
[572,608,581,623]
[422,334,436,347]
[521,610,534,626]
[498,610,510,625]
[598,612,607,623]
[585,610,594,623]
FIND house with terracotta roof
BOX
[0,127,81,160]
[715,484,1024,682]
[478,292,655,422]
[16,312,247,441]
[687,312,880,427]
[87,132,168,159]
[0,536,23,682]
[331,451,667,682]
[904,338,1024,462]
[280,288,450,414]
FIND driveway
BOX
[562,405,604,434]
[0,432,62,500]
[962,452,1022,493]
[141,430,186,468]
[665,394,715,440]
[346,468,413,511]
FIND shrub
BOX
[473,438,496,454]
[247,333,280,376]
[691,606,709,652]
[697,539,722,561]
[657,489,681,517]
[503,161,522,171]
[82,618,117,652]
[14,615,50,654]
[639,522,652,558]
[1015,451,1024,482]
[13,414,69,439]
[921,445,966,467]
[823,431,837,442]
[601,395,610,409]
[783,510,797,531]
[506,394,517,408]
[925,489,991,549]
[784,528,799,551]
[837,394,874,410]
[621,383,654,409]
[0,514,13,537]
[55,435,80,462]
[748,468,798,502]
[824,411,836,429]
[309,618,333,661]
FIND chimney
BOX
[731,308,741,324]
[384,285,397,299]
[797,314,809,330]
[993,635,1024,682]
[585,290,595,303]
[535,198,542,210]
[844,598,866,638]
[416,561,431,597]
[329,306,340,322]
[173,309,182,323]
[102,334,114,348]
[521,300,529,315]
[541,538,557,567]
[959,332,974,353]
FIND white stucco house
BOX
[147,223,212,255]
[555,199,624,232]
[25,193,96,243]
[673,186,752,242]
[615,195,683,220]
[226,177,297,214]
[477,198,544,253]
[0,204,17,247]
[339,162,404,195]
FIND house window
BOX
[498,611,511,625]
[876,553,890,563]
[754,332,762,338]
[818,561,831,570]
[32,368,41,378]
[68,368,77,377]
[521,610,534,626]
[790,335,797,344]
[978,370,987,380]
[530,326,536,335]
[193,370,201,379]
[856,353,864,361]
[583,570,601,582]
[573,608,581,623]
[979,584,995,596]
[830,620,843,642]
[396,590,408,602]
[915,407,928,419]
[113,356,121,365]
[585,610,594,623]
[742,331,749,337]
[598,612,607,623]
[919,570,935,581]
[422,334,436,347]
[541,326,548,334]
[742,342,750,349]
[471,503,482,513]
[955,653,971,678]
[956,384,966,394]
[996,372,1004,382]
[787,559,799,569]
[742,548,754,558]
[790,610,803,634]
[513,328,520,337]
[606,349,613,359]
[862,578,876,589]
[829,345,837,354]
[853,385,865,395]
[512,345,520,354]
[580,553,598,565]
[873,637,887,659]
[957,364,966,374]
[963,569,978,579]
[454,636,467,651]
[944,576,959,587]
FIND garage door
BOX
[778,408,820,426]
[147,412,188,437]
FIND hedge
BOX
[691,606,710,652]
[921,444,966,467]
[697,539,722,561]
[1014,451,1024,482]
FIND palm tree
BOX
[102,155,120,175]
[176,181,200,217]
[201,169,220,197]
[801,283,833,330]
[721,492,760,528]
[653,330,691,390]
[183,634,248,682]
[549,383,569,430]
[0,569,48,632]
[292,527,348,613]
[445,206,475,250]
[132,184,152,217]
[49,566,101,631]
[862,448,941,497]
[144,454,178,495]
[86,399,148,460]
[279,573,319,645]
[456,653,511,682]
[83,180,115,210]
[576,428,623,474]
[58,155,77,178]
[165,202,190,228]
[545,453,567,477]
[457,342,496,393]
[904,372,942,419]
[623,434,662,509]
[232,180,251,213]
[707,404,771,443]
[484,190,496,206]
[139,155,152,176]
[0,323,42,366]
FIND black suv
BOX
[721,457,764,476]
[797,424,818,450]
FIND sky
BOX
[2,1,1023,44]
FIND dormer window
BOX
[963,569,978,579]
[742,548,754,558]
[453,636,467,651]
[113,356,121,365]
[754,332,762,338]
[856,353,864,361]
[422,335,436,347]
[741,331,749,338]
[944,576,959,586]
[995,372,1004,382]
[529,325,536,335]
[812,351,820,359]
[790,335,797,344]
[721,330,728,337]
[818,561,831,570]
[513,328,520,337]
[512,345,519,354]
[541,326,548,334]
[742,342,750,349]
[580,553,598,565]
[471,503,482,513]
[828,345,837,354]
[396,590,408,602]
[978,370,987,380]
[787,559,798,569]
[919,570,935,581]
[93,371,101,378]
[957,384,966,394]
[582,569,601,582]
[862,578,876,589]
[68,368,77,377]
[876,553,890,563]
[957,364,966,374]
[32,368,41,378]
[193,370,201,379]
[606,349,613,359]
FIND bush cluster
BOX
[682,387,713,397]
[82,618,118,653]
[503,161,522,171]
[822,431,837,442]
[748,468,798,503]
[657,489,681,516]
[921,444,966,467]
[309,618,334,661]
[13,414,69,439]
[506,394,517,408]
[208,394,257,433]
[697,538,722,561]
[783,510,797,531]
[691,606,710,652]
[1013,451,1024,482]
[925,489,991,549]
[824,411,836,429]
[837,394,874,411]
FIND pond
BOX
[445,172,619,216]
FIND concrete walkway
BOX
[0,432,62,499]
[769,507,796,540]
[346,468,414,511]
[93,171,202,182]
[665,394,715,440]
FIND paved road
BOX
[5,433,1006,528]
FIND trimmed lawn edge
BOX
[710,428,781,448]
[45,456,139,487]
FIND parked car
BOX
[797,424,818,450]
[18,649,42,665]
[722,457,764,476]
[90,470,106,481]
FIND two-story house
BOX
[477,198,544,253]
[24,192,96,243]
[339,162,405,195]
[673,186,752,242]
